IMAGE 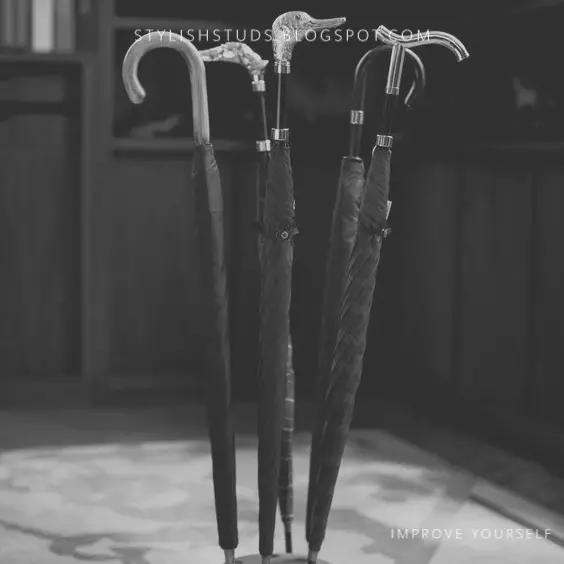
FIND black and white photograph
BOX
[0,0,563,562]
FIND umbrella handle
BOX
[200,41,269,93]
[271,11,346,140]
[348,46,426,158]
[352,46,425,112]
[373,26,470,149]
[271,11,346,67]
[199,41,271,153]
[122,31,210,145]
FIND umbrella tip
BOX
[284,524,293,554]
[261,556,272,564]
[224,550,236,564]
[307,549,319,564]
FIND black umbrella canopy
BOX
[198,37,299,557]
[255,12,346,564]
[306,26,470,563]
[122,32,238,564]
[305,42,427,543]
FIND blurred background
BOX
[0,0,563,475]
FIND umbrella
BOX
[122,32,238,564]
[198,41,296,553]
[306,27,470,564]
[305,43,427,544]
[257,12,345,564]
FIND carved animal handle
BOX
[122,31,210,145]
[200,42,269,90]
[272,11,346,69]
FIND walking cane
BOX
[199,41,298,554]
[254,12,345,564]
[122,32,238,564]
[307,28,469,564]
[306,44,426,543]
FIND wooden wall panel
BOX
[487,161,534,407]
[532,166,564,425]
[0,115,80,377]
[97,152,234,382]
[396,160,459,391]
[454,160,496,396]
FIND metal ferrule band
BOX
[256,139,271,152]
[275,61,291,74]
[272,128,289,141]
[252,79,266,92]
[385,86,400,95]
[350,110,364,125]
[376,134,393,148]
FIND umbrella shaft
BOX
[275,73,287,130]
[348,123,362,158]
[256,152,269,228]
[380,93,399,137]
[256,91,269,142]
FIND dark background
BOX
[1,0,564,472]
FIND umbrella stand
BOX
[122,32,238,564]
[305,44,427,543]
[307,28,469,564]
[253,12,345,564]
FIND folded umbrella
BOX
[199,41,297,554]
[198,41,271,247]
[305,43,426,544]
[307,27,470,564]
[122,32,238,564]
[257,12,345,564]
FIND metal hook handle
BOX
[272,11,346,71]
[122,31,210,145]
[352,45,426,113]
[200,42,269,92]
[348,46,426,157]
[376,25,469,95]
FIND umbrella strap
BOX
[255,220,299,241]
[360,223,391,239]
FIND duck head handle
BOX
[271,11,345,142]
[272,11,346,73]
[122,31,210,145]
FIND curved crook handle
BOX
[272,11,345,70]
[200,42,269,92]
[352,46,426,112]
[348,46,426,157]
[122,31,210,145]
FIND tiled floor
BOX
[0,405,562,563]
